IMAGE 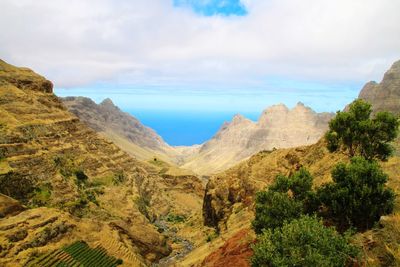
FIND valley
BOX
[0,58,399,267]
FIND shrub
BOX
[326,99,399,161]
[252,168,315,234]
[317,157,395,231]
[112,171,126,185]
[251,215,360,267]
[166,213,186,223]
[75,170,88,183]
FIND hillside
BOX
[61,97,189,165]
[178,60,400,266]
[0,59,206,266]
[181,103,333,175]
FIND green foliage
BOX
[112,171,126,185]
[206,231,219,242]
[317,157,395,231]
[251,215,360,267]
[28,241,122,267]
[75,169,88,183]
[326,99,399,161]
[166,213,186,223]
[252,168,315,234]
[84,189,99,206]
[30,183,52,207]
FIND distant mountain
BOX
[62,96,189,164]
[181,103,334,175]
[358,60,400,115]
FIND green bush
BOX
[252,168,315,234]
[326,99,399,161]
[75,170,88,182]
[112,171,126,185]
[251,215,360,267]
[30,183,52,207]
[317,157,395,231]
[166,213,186,223]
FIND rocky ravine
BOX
[0,59,205,266]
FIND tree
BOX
[325,99,399,161]
[252,168,316,234]
[317,157,395,231]
[251,215,360,267]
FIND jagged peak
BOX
[292,102,314,113]
[100,98,115,107]
[232,113,246,123]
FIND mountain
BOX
[62,97,332,176]
[61,96,186,165]
[181,103,334,175]
[0,59,205,266]
[358,60,400,115]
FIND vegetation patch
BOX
[166,213,186,223]
[134,195,151,220]
[112,171,126,185]
[252,216,360,267]
[23,222,73,250]
[6,229,28,242]
[0,171,35,202]
[26,240,122,267]
[30,182,52,207]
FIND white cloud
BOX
[0,0,399,88]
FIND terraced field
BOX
[25,241,122,267]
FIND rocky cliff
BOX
[358,60,400,115]
[0,59,204,266]
[181,103,333,175]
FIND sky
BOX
[1,0,400,144]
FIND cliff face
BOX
[359,60,400,115]
[182,103,333,175]
[0,60,204,266]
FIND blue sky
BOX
[173,0,247,16]
[2,0,400,144]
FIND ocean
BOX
[124,110,259,146]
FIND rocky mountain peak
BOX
[358,59,400,115]
[100,97,115,107]
[231,113,248,124]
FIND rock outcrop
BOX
[182,103,334,175]
[358,60,400,115]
